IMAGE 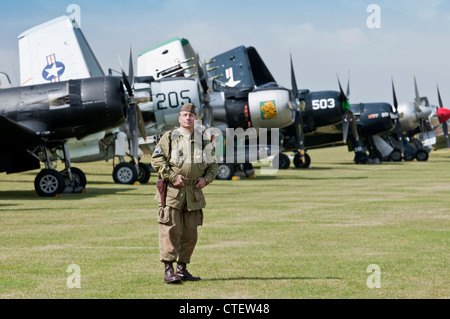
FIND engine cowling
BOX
[248,87,293,129]
[150,77,201,127]
[354,102,395,136]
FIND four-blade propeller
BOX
[195,51,214,135]
[413,76,432,134]
[290,54,306,163]
[391,78,405,157]
[120,48,147,169]
[337,73,359,144]
[437,85,450,149]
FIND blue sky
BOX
[1,0,450,105]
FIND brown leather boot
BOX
[164,262,181,284]
[176,263,201,281]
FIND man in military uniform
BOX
[151,103,218,284]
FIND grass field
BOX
[0,146,448,299]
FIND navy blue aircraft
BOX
[205,45,402,175]
[206,45,298,179]
[279,76,403,168]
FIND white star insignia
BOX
[44,63,63,79]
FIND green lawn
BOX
[0,146,448,299]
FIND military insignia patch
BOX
[260,101,278,119]
[153,146,162,156]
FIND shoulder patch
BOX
[153,146,162,156]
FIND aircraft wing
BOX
[0,116,49,147]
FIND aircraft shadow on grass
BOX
[203,276,342,282]
[252,174,368,181]
[0,187,136,200]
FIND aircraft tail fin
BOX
[137,37,197,80]
[18,15,104,86]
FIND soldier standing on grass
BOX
[151,103,218,284]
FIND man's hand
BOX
[195,177,207,189]
[173,175,185,187]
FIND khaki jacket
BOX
[151,127,219,211]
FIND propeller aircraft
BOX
[205,45,297,179]
[204,47,396,174]
[275,60,368,169]
[17,15,209,186]
[363,77,450,163]
[276,66,409,167]
[0,74,132,196]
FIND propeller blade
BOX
[119,54,133,97]
[289,54,305,163]
[346,70,350,99]
[337,74,351,142]
[119,52,146,167]
[392,77,398,112]
[443,122,450,149]
[127,100,139,165]
[437,85,443,108]
[396,121,404,157]
[413,76,422,112]
[337,74,346,101]
[342,110,350,144]
[202,102,213,132]
[136,106,147,141]
[122,70,133,97]
[128,47,134,90]
[420,118,425,134]
[349,112,359,142]
[294,110,306,163]
[392,78,404,157]
[290,53,298,98]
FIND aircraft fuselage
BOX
[0,76,126,144]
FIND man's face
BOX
[179,111,196,130]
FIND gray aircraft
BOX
[0,75,143,197]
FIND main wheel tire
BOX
[416,150,429,162]
[272,153,291,169]
[293,153,311,168]
[403,152,414,161]
[216,164,234,180]
[389,149,402,162]
[65,167,87,189]
[34,169,65,197]
[113,163,138,184]
[137,163,151,184]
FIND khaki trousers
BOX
[158,204,203,264]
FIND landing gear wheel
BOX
[354,151,369,164]
[34,169,65,197]
[403,152,414,162]
[113,162,138,184]
[216,164,234,180]
[416,150,429,162]
[137,163,151,184]
[272,153,291,169]
[62,167,87,189]
[389,149,402,162]
[294,153,311,168]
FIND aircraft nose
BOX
[437,107,450,123]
